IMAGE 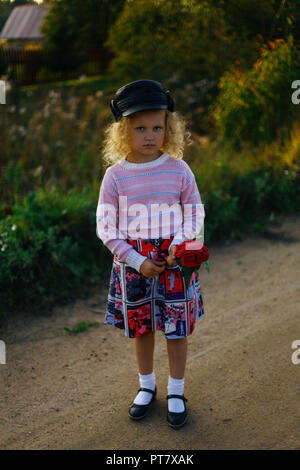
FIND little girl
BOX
[96,79,205,428]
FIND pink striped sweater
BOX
[96,152,205,272]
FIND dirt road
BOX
[1,215,300,450]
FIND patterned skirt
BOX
[104,236,205,339]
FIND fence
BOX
[0,47,111,85]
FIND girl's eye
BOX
[136,127,162,131]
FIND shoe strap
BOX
[166,394,187,402]
[138,387,156,395]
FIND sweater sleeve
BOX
[168,161,205,253]
[96,168,147,272]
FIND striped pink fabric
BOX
[96,152,205,272]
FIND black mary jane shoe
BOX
[129,386,157,420]
[166,394,188,428]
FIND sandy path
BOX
[0,214,299,450]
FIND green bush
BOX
[0,186,112,323]
[198,164,300,245]
[105,0,231,84]
[201,188,240,244]
[211,38,298,150]
[230,166,300,217]
[0,77,123,210]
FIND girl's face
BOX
[128,109,166,161]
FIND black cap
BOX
[110,79,175,122]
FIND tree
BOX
[105,0,232,84]
[210,0,300,68]
[40,0,126,73]
[211,38,296,149]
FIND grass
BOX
[15,74,123,103]
[64,321,100,335]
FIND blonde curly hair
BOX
[101,110,192,169]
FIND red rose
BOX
[175,241,210,268]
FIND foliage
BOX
[210,38,298,149]
[0,186,112,322]
[105,0,299,84]
[40,0,126,73]
[103,0,300,139]
[64,321,99,335]
[105,0,232,84]
[0,77,122,210]
[212,0,291,42]
[209,0,296,71]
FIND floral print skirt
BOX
[104,236,205,339]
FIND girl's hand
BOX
[140,259,166,278]
[166,245,177,266]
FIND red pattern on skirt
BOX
[104,236,205,338]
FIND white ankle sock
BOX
[167,376,185,413]
[133,371,156,405]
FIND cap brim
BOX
[122,103,167,117]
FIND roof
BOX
[0,4,51,40]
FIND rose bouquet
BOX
[173,240,210,292]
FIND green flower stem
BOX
[181,266,197,292]
[202,260,210,273]
[175,258,210,292]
